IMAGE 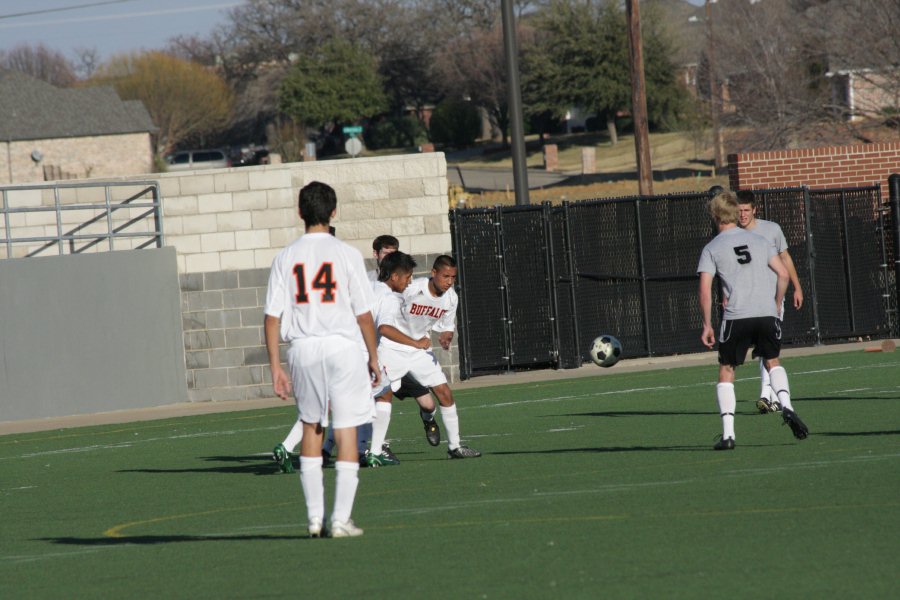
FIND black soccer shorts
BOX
[717,316,782,367]
[393,374,430,400]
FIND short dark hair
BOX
[378,251,417,282]
[736,190,756,206]
[432,254,456,271]
[299,181,336,227]
[372,235,399,253]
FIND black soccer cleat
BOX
[713,437,735,451]
[447,445,482,459]
[381,442,399,463]
[782,408,809,440]
[423,418,441,447]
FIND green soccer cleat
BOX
[365,450,400,467]
[272,443,294,474]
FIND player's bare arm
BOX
[438,330,453,350]
[698,272,716,349]
[779,250,803,309]
[768,254,789,316]
[264,314,292,400]
[379,324,431,350]
[356,311,380,385]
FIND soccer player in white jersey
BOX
[737,192,804,414]
[364,250,424,466]
[378,255,482,459]
[697,191,809,450]
[367,235,399,282]
[264,181,379,538]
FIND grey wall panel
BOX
[0,247,187,421]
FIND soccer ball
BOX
[589,335,622,368]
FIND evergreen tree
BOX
[279,39,387,131]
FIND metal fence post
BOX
[561,201,580,363]
[541,202,562,366]
[802,185,822,345]
[633,197,652,355]
[494,205,512,372]
[889,174,900,336]
[449,209,470,379]
[839,189,856,332]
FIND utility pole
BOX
[706,0,725,172]
[501,0,529,205]
[626,0,653,195]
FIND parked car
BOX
[164,149,231,171]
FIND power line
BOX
[0,1,139,21]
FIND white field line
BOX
[463,362,898,411]
[0,425,284,461]
[3,362,896,461]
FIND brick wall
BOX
[728,142,900,201]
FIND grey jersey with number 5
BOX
[697,227,778,320]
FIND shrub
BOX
[429,98,481,148]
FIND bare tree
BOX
[813,0,900,137]
[710,0,831,150]
[72,47,101,79]
[0,43,77,86]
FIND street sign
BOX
[345,136,363,157]
[342,125,363,135]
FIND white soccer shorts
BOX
[378,345,448,391]
[287,336,375,429]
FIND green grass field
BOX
[2,350,898,598]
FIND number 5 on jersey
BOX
[733,245,752,264]
[293,263,336,303]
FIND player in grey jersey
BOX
[737,192,804,414]
[697,191,809,450]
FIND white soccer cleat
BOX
[328,519,364,538]
[308,517,324,538]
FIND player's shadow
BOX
[118,455,280,477]
[558,410,715,418]
[490,445,714,455]
[793,395,900,402]
[42,533,308,546]
[815,429,900,437]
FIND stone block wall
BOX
[728,142,900,202]
[179,253,458,403]
[160,154,455,401]
[2,153,456,402]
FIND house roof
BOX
[0,69,157,142]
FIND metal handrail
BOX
[0,181,163,259]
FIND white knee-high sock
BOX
[716,383,736,440]
[758,358,772,400]
[299,456,325,522]
[368,402,392,453]
[768,366,793,411]
[282,419,304,452]
[332,461,360,524]
[357,422,373,455]
[440,404,461,450]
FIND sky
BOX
[0,0,709,65]
[0,0,239,62]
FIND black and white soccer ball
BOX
[589,335,622,368]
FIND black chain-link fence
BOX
[451,185,897,379]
